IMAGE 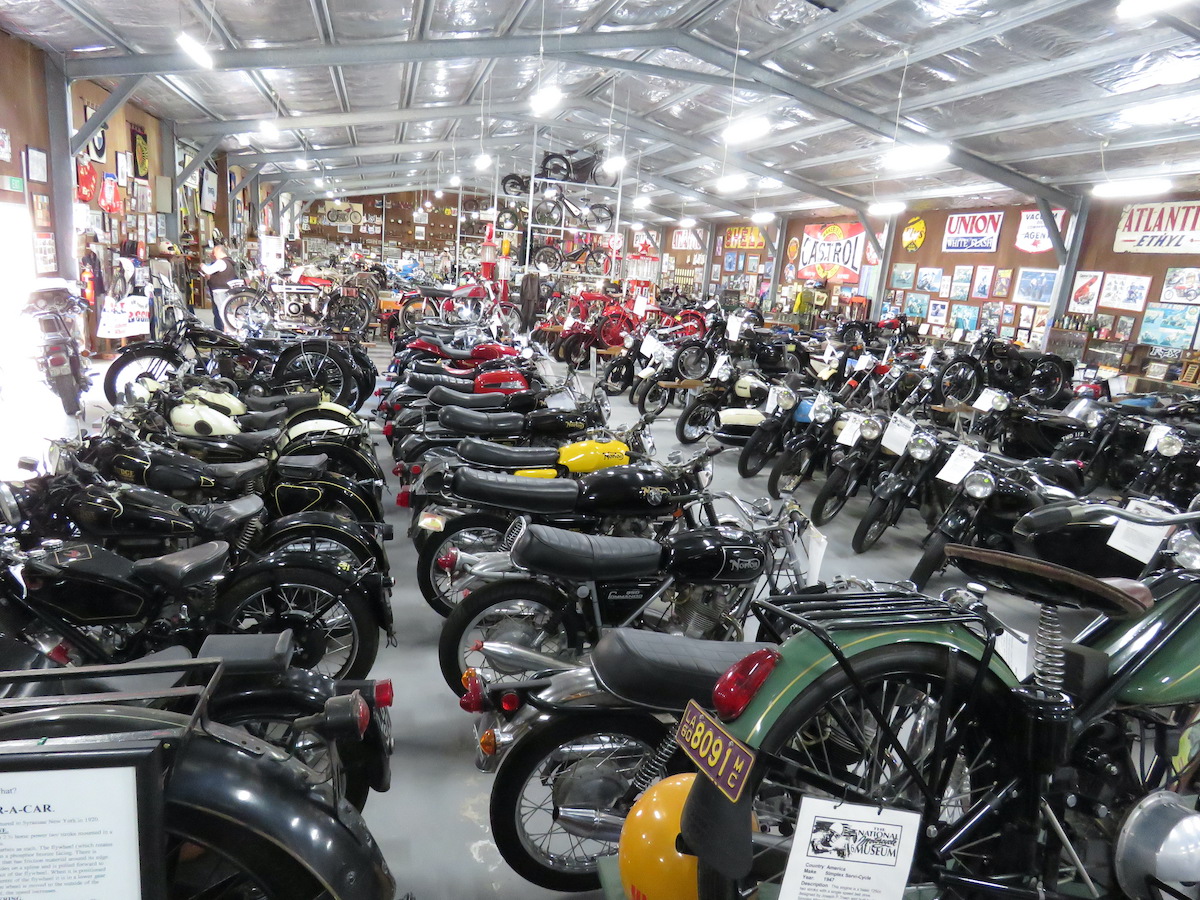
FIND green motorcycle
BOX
[678,500,1200,900]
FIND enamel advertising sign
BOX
[796,222,866,284]
[941,211,1004,253]
[724,225,766,251]
[1114,201,1200,254]
[1016,208,1067,253]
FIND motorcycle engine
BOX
[662,586,735,639]
[601,516,655,538]
[284,300,305,318]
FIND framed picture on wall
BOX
[1138,303,1200,350]
[737,253,746,270]
[1013,268,1058,305]
[1068,271,1104,314]
[915,267,942,292]
[723,251,738,272]
[993,268,1013,298]
[980,301,1003,331]
[905,293,930,317]
[1000,326,1016,339]
[31,194,50,229]
[951,303,979,330]
[1099,273,1152,312]
[1016,328,1032,344]
[1094,314,1115,339]
[1161,268,1200,304]
[949,265,974,301]
[890,263,916,290]
[928,299,949,325]
[24,147,47,183]
[938,274,952,298]
[747,254,760,273]
[972,265,994,299]
[1002,304,1015,325]
[1114,315,1136,342]
[1019,306,1035,329]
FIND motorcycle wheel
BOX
[597,313,631,347]
[103,346,185,405]
[256,523,378,569]
[598,356,635,396]
[910,530,951,590]
[1052,437,1108,495]
[695,645,1011,900]
[439,579,575,695]
[745,427,784,479]
[326,296,371,337]
[533,200,565,227]
[841,323,869,346]
[491,715,668,892]
[223,290,273,334]
[637,380,673,419]
[674,341,715,380]
[416,513,512,617]
[767,446,816,499]
[676,398,720,444]
[583,205,614,232]
[541,153,571,182]
[584,250,610,276]
[532,245,564,272]
[502,174,527,196]
[939,356,985,404]
[216,567,379,680]
[563,333,592,370]
[497,209,521,231]
[810,466,850,526]
[851,495,904,554]
[1028,356,1071,404]
[51,373,82,416]
[400,297,436,332]
[272,343,356,408]
[677,310,707,339]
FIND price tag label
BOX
[641,333,664,358]
[726,314,744,342]
[855,354,873,372]
[936,445,984,484]
[764,386,780,415]
[837,413,863,447]
[1145,424,1172,453]
[882,414,917,455]
[804,527,826,586]
[562,314,576,330]
[1108,498,1174,564]
[973,387,1003,412]
[633,294,649,317]
[922,347,936,368]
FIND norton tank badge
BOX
[640,486,669,505]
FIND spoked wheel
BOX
[637,380,674,418]
[165,820,324,899]
[502,174,528,196]
[584,250,612,276]
[1028,357,1071,404]
[533,245,564,272]
[676,399,720,444]
[768,446,816,499]
[939,356,985,404]
[582,205,614,232]
[497,208,521,231]
[103,347,185,405]
[541,153,571,182]
[534,200,565,227]
[597,313,631,347]
[599,356,636,396]
[563,333,592,369]
[674,341,715,380]
[738,425,778,478]
[810,466,850,525]
[851,494,904,553]
[696,645,1012,900]
[416,514,512,616]
[677,310,707,339]
[400,297,436,332]
[910,529,951,590]
[224,291,274,334]
[272,344,356,408]
[326,296,371,336]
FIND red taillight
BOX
[436,549,458,572]
[374,388,383,397]
[500,692,521,713]
[383,422,395,439]
[46,344,66,353]
[459,670,487,713]
[396,489,411,507]
[712,648,782,723]
[410,464,422,476]
[374,679,394,708]
[47,355,68,367]
[378,401,392,413]
[354,693,371,736]
[874,364,890,375]
[393,463,407,476]
[847,378,860,388]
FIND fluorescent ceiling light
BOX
[529,85,563,115]
[325,191,334,198]
[434,189,444,198]
[1116,0,1187,17]
[314,177,325,187]
[882,143,952,171]
[294,158,308,170]
[867,201,907,216]
[750,211,775,224]
[448,174,462,187]
[1120,97,1197,126]
[474,153,492,171]
[791,199,838,210]
[1091,177,1173,198]
[721,116,772,145]
[258,120,279,138]
[758,176,783,189]
[176,33,214,69]
[602,155,627,174]
[72,45,110,53]
[678,216,697,228]
[715,173,748,194]
[632,195,651,209]
[630,222,644,231]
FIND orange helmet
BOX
[618,774,698,900]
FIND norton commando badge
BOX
[640,486,668,505]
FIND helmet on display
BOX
[152,240,181,258]
[618,774,698,900]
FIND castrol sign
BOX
[796,222,866,284]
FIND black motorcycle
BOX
[736,376,813,477]
[938,328,1074,405]
[27,280,91,416]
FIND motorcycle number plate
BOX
[882,414,917,455]
[936,445,983,484]
[837,414,863,447]
[1145,424,1173,453]
[342,287,358,297]
[677,700,756,803]
[417,512,447,532]
[726,315,744,342]
[972,387,1003,412]
[47,364,72,376]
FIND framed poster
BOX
[1067,271,1103,314]
[980,301,1003,331]
[972,265,994,299]
[24,146,48,183]
[737,253,746,271]
[1000,326,1016,339]
[1095,314,1115,340]
[414,225,426,240]
[1002,304,1015,325]
[709,264,720,283]
[904,292,930,317]
[1114,315,1136,341]
[116,150,131,185]
[33,232,56,274]
[31,193,51,228]
[1033,307,1049,333]
[949,265,973,301]
[1019,305,1035,329]
[993,268,1013,298]
[915,266,943,292]
[1162,267,1200,304]
[1099,272,1152,312]
[723,251,737,272]
[1138,303,1200,349]
[747,254,760,273]
[890,263,916,289]
[1016,327,1032,344]
[928,299,949,325]
[1013,268,1058,305]
[951,303,979,330]
[938,274,952,298]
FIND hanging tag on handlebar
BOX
[633,294,649,317]
[936,445,983,484]
[854,354,873,372]
[641,333,664,357]
[921,347,936,368]
[1145,424,1172,453]
[562,314,576,330]
[804,528,827,586]
[972,387,1002,412]
[882,414,917,455]
[726,314,745,342]
[765,387,780,415]
[1108,498,1174,563]
[837,413,863,447]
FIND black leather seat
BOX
[512,523,663,579]
[457,438,560,468]
[244,392,322,413]
[428,385,509,410]
[197,631,293,675]
[207,458,269,490]
[427,337,474,361]
[413,360,465,377]
[418,286,455,299]
[228,428,281,454]
[451,469,579,513]
[276,453,328,480]
[592,629,776,711]
[439,406,525,436]
[407,372,474,394]
[185,495,264,535]
[1179,423,1200,439]
[236,407,288,431]
[415,323,462,339]
[131,541,229,592]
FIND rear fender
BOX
[260,511,390,572]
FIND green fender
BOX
[730,624,1020,748]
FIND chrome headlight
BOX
[0,483,20,526]
[714,361,732,380]
[1084,410,1103,430]
[919,377,934,391]
[991,392,1011,412]
[697,457,714,488]
[624,335,635,349]
[860,417,883,441]
[963,470,996,500]
[777,386,798,411]
[1168,530,1200,570]
[1158,433,1184,457]
[909,434,937,461]
[812,402,834,424]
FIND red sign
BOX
[98,172,121,215]
[796,222,866,284]
[75,160,98,202]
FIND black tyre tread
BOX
[737,425,777,478]
[52,373,82,416]
[910,530,951,590]
[676,399,719,444]
[103,346,183,405]
[851,495,892,554]
[810,467,849,526]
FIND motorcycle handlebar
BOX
[1014,501,1194,537]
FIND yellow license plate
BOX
[677,700,756,803]
[418,512,446,532]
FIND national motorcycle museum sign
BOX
[1114,201,1200,254]
[796,222,866,284]
[941,210,1004,253]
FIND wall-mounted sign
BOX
[1015,208,1067,253]
[795,222,865,284]
[901,216,926,251]
[129,124,150,179]
[1114,201,1200,254]
[81,103,107,162]
[942,210,1004,253]
[0,128,11,163]
[724,225,765,251]
[671,228,704,251]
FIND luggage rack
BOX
[760,591,999,633]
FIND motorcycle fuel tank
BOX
[474,369,529,394]
[26,542,149,622]
[556,438,630,473]
[171,402,241,437]
[66,484,193,538]
[663,526,767,584]
[575,464,684,517]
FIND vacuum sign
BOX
[1114,201,1200,254]
[796,222,866,284]
[941,211,1004,252]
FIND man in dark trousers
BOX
[199,244,236,331]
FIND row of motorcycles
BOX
[375,302,1200,900]
[0,291,401,897]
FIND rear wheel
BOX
[51,373,82,416]
[532,245,564,272]
[637,380,673,418]
[1028,356,1071,404]
[326,296,371,336]
[599,356,636,396]
[939,356,984,404]
[272,343,356,408]
[767,446,815,499]
[563,333,592,370]
[224,290,273,334]
[597,313,632,347]
[416,513,512,617]
[677,398,719,444]
[103,346,184,405]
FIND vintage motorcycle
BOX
[27,280,92,416]
[939,328,1074,405]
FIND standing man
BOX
[200,244,236,331]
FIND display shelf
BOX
[529,223,617,238]
[529,175,620,194]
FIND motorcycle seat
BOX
[451,469,579,513]
[229,428,282,454]
[196,631,293,676]
[236,407,289,431]
[275,453,329,480]
[1178,423,1200,439]
[944,544,1151,617]
[1041,415,1088,431]
[207,458,269,490]
[184,495,265,534]
[592,629,777,712]
[407,372,475,394]
[456,438,560,469]
[244,392,322,413]
[427,385,509,410]
[512,523,663,579]
[69,645,193,696]
[438,406,525,436]
[415,323,462,339]
[418,286,455,299]
[426,338,475,361]
[413,359,461,377]
[131,541,230,592]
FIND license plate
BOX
[48,365,71,376]
[418,512,446,532]
[342,287,358,297]
[677,700,756,803]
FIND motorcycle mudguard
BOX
[782,432,816,454]
[939,510,973,541]
[874,472,912,501]
[282,436,385,484]
[260,511,390,572]
[116,341,187,366]
[269,473,383,525]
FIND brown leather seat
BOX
[944,544,1151,618]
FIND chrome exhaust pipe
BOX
[1117,792,1200,899]
[479,641,576,673]
[554,807,626,842]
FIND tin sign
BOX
[942,211,1004,253]
[796,222,866,284]
[1114,201,1200,255]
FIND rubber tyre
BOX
[103,346,184,405]
[810,466,849,526]
[767,446,815,499]
[599,356,635,396]
[676,398,720,444]
[532,245,564,271]
[1053,437,1107,495]
[738,424,778,477]
[502,174,527,196]
[534,200,564,227]
[674,341,715,380]
[598,313,631,348]
[583,205,614,232]
[272,343,356,408]
[439,579,573,695]
[637,380,673,418]
[400,298,435,332]
[326,296,371,336]
[541,153,571,181]
[910,529,952,590]
[939,356,985,404]
[52,373,82,416]
[584,251,608,276]
[491,715,667,891]
[216,567,379,679]
[416,512,512,617]
[852,495,902,554]
[563,333,592,370]
[1028,356,1071,404]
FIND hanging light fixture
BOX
[435,189,444,199]
[630,222,644,231]
[867,200,907,216]
[750,210,775,224]
[474,153,492,171]
[529,85,563,115]
[716,173,747,194]
[678,216,697,228]
[632,194,651,209]
[1092,177,1173,198]
[882,143,951,171]
[601,155,627,174]
[294,158,309,170]
[314,176,325,188]
[258,120,279,138]
[449,174,462,187]
[721,116,772,145]
[176,33,214,69]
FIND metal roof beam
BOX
[233,136,526,168]
[65,29,682,79]
[69,74,143,155]
[756,0,903,58]
[173,135,223,191]
[628,174,757,218]
[178,101,530,138]
[556,52,781,94]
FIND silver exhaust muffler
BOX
[479,641,577,673]
[1116,791,1200,899]
[554,807,626,842]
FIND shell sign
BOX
[795,222,866,284]
[724,225,766,250]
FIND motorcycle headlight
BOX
[0,483,20,526]
[1084,410,1103,430]
[860,417,883,441]
[909,434,937,461]
[1158,433,1184,457]
[963,470,996,500]
[991,392,1011,412]
[812,403,834,424]
[1168,530,1200,569]
[777,386,798,411]
[697,457,714,489]
[624,335,635,349]
[920,377,934,391]
[714,361,732,380]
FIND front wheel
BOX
[599,356,636,396]
[326,296,371,336]
[810,466,850,526]
[939,356,985,404]
[224,291,273,334]
[767,446,816,499]
[674,341,715,380]
[416,513,512,617]
[851,494,903,553]
[272,343,356,408]
[738,424,779,477]
[637,379,673,419]
[103,346,184,405]
[676,399,720,444]
[910,529,952,590]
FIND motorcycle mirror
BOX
[17,457,38,473]
[668,450,683,465]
